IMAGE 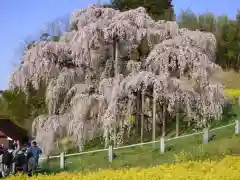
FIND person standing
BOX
[0,146,4,178]
[2,148,13,177]
[27,141,42,171]
[26,151,36,177]
[11,141,20,173]
[14,148,26,173]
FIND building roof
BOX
[0,119,28,141]
[0,130,6,137]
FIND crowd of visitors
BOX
[0,140,42,177]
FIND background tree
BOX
[16,13,70,59]
[0,95,10,119]
[40,13,70,42]
[236,10,240,24]
[0,80,47,133]
[178,10,240,71]
[105,0,175,20]
[178,9,199,30]
[12,13,71,76]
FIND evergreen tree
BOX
[0,80,47,132]
[178,10,240,71]
[106,0,175,20]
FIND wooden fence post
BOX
[160,137,165,153]
[152,89,156,147]
[235,120,240,135]
[46,155,50,162]
[108,145,113,163]
[60,152,65,169]
[141,91,144,144]
[176,107,179,137]
[113,126,117,147]
[203,128,209,144]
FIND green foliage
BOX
[0,80,47,132]
[178,10,240,71]
[178,9,200,30]
[236,10,240,24]
[26,41,35,50]
[39,34,60,42]
[0,88,29,125]
[174,151,189,163]
[106,0,175,20]
[40,33,49,41]
[198,12,216,32]
[44,124,238,172]
[0,96,10,119]
[52,36,60,42]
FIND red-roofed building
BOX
[0,130,8,147]
[0,130,5,137]
[0,119,29,147]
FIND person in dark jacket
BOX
[27,152,37,177]
[11,141,20,173]
[2,149,13,176]
[0,146,3,177]
[0,145,4,155]
[23,148,29,173]
[14,148,26,173]
[27,141,42,167]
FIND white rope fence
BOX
[40,120,240,169]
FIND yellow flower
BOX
[224,89,240,104]
[6,156,240,180]
[129,114,136,123]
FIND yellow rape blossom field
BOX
[6,86,240,180]
[225,89,240,99]
[6,155,240,180]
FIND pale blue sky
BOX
[0,0,239,90]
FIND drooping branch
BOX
[8,5,225,155]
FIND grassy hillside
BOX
[218,70,240,89]
[43,119,239,173]
[39,70,240,173]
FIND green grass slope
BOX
[42,121,239,173]
[40,102,240,173]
